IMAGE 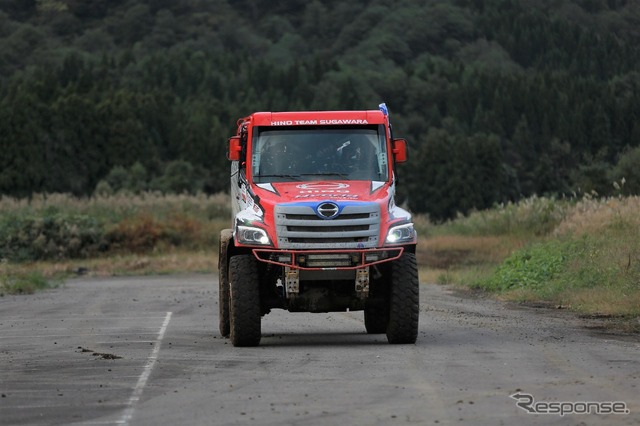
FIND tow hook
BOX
[355,267,369,299]
[285,267,299,297]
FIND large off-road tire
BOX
[218,229,233,337]
[386,253,419,344]
[364,304,388,334]
[229,255,261,347]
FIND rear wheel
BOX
[364,304,388,334]
[218,230,233,337]
[229,255,261,347]
[386,253,419,344]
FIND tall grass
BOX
[420,195,571,238]
[0,192,231,221]
[3,192,639,322]
[0,192,231,262]
[0,267,62,295]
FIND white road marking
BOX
[118,311,172,426]
[0,332,160,339]
[0,316,169,322]
[0,403,127,409]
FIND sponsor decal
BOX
[319,119,368,125]
[294,182,357,199]
[297,182,350,190]
[255,182,277,194]
[295,194,359,199]
[240,183,263,217]
[270,119,368,126]
[371,181,385,192]
[241,184,247,202]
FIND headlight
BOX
[385,223,415,244]
[237,226,271,246]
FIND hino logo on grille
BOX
[316,202,340,219]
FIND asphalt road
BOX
[0,274,638,426]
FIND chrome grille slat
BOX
[281,218,374,227]
[283,229,374,238]
[285,213,370,221]
[275,203,380,249]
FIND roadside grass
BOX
[414,196,561,290]
[420,195,640,328]
[0,192,226,293]
[1,250,216,280]
[0,269,63,296]
[0,192,230,262]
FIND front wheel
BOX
[218,229,232,337]
[386,253,419,344]
[229,255,261,347]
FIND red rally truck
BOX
[218,104,419,346]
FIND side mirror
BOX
[392,138,407,163]
[227,136,242,161]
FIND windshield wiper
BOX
[300,172,350,180]
[255,174,302,181]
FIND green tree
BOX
[2,0,640,216]
[150,160,203,194]
[0,0,37,20]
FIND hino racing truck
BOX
[218,104,419,346]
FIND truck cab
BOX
[219,104,419,346]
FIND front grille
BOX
[287,225,369,233]
[284,213,371,221]
[275,203,380,249]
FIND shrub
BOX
[478,240,569,292]
[0,211,106,261]
[105,214,164,253]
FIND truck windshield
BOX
[251,125,389,183]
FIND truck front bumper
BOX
[252,248,404,271]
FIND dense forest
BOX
[1,0,639,220]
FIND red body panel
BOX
[249,110,388,127]
[250,180,405,251]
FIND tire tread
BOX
[386,253,419,344]
[229,255,261,347]
[218,229,232,337]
